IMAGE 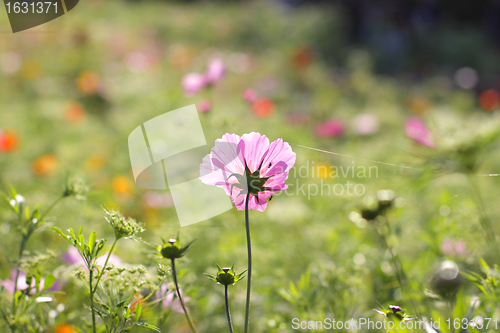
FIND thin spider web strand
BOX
[296,145,500,177]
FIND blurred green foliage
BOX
[0,1,500,332]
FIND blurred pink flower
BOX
[156,284,186,313]
[405,117,435,147]
[0,52,21,74]
[143,191,174,209]
[182,73,206,95]
[286,112,309,126]
[62,247,122,267]
[126,51,152,73]
[199,132,296,212]
[198,100,212,113]
[315,119,345,138]
[352,114,379,135]
[441,237,470,257]
[205,58,226,85]
[242,89,258,103]
[1,270,60,294]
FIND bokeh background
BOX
[1,0,500,332]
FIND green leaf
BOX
[14,291,22,307]
[116,300,127,308]
[453,288,467,321]
[89,232,97,253]
[0,192,14,212]
[114,300,127,315]
[53,227,65,237]
[135,322,161,332]
[134,302,142,323]
[124,306,131,319]
[42,275,56,292]
[480,258,491,276]
[34,273,42,293]
[97,302,112,315]
[10,186,17,200]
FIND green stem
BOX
[379,221,420,318]
[224,285,234,333]
[380,232,404,287]
[467,175,498,255]
[157,288,163,330]
[10,234,26,333]
[14,195,64,302]
[90,268,96,333]
[38,303,46,328]
[244,192,252,333]
[9,194,64,333]
[39,196,63,221]
[92,238,118,294]
[170,258,198,333]
[156,280,170,330]
[11,237,26,312]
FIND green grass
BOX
[1,1,500,332]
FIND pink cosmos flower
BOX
[198,100,212,113]
[182,73,206,96]
[156,284,186,313]
[242,89,258,103]
[352,114,379,135]
[199,132,296,212]
[126,51,152,73]
[205,58,226,85]
[143,191,174,209]
[314,119,345,138]
[405,117,435,147]
[441,238,470,257]
[1,270,60,294]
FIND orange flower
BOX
[0,131,19,152]
[252,98,275,118]
[112,176,135,196]
[408,94,430,115]
[479,89,500,111]
[65,102,85,125]
[168,45,193,69]
[84,154,107,171]
[76,71,99,95]
[21,59,42,80]
[130,293,146,313]
[314,162,332,179]
[55,324,76,333]
[291,46,314,68]
[32,154,57,176]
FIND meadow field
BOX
[1,1,500,332]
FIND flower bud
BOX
[63,178,89,200]
[160,237,193,260]
[206,264,246,286]
[431,260,463,300]
[375,304,412,321]
[377,189,395,213]
[103,208,144,240]
[354,191,397,223]
[157,264,169,276]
